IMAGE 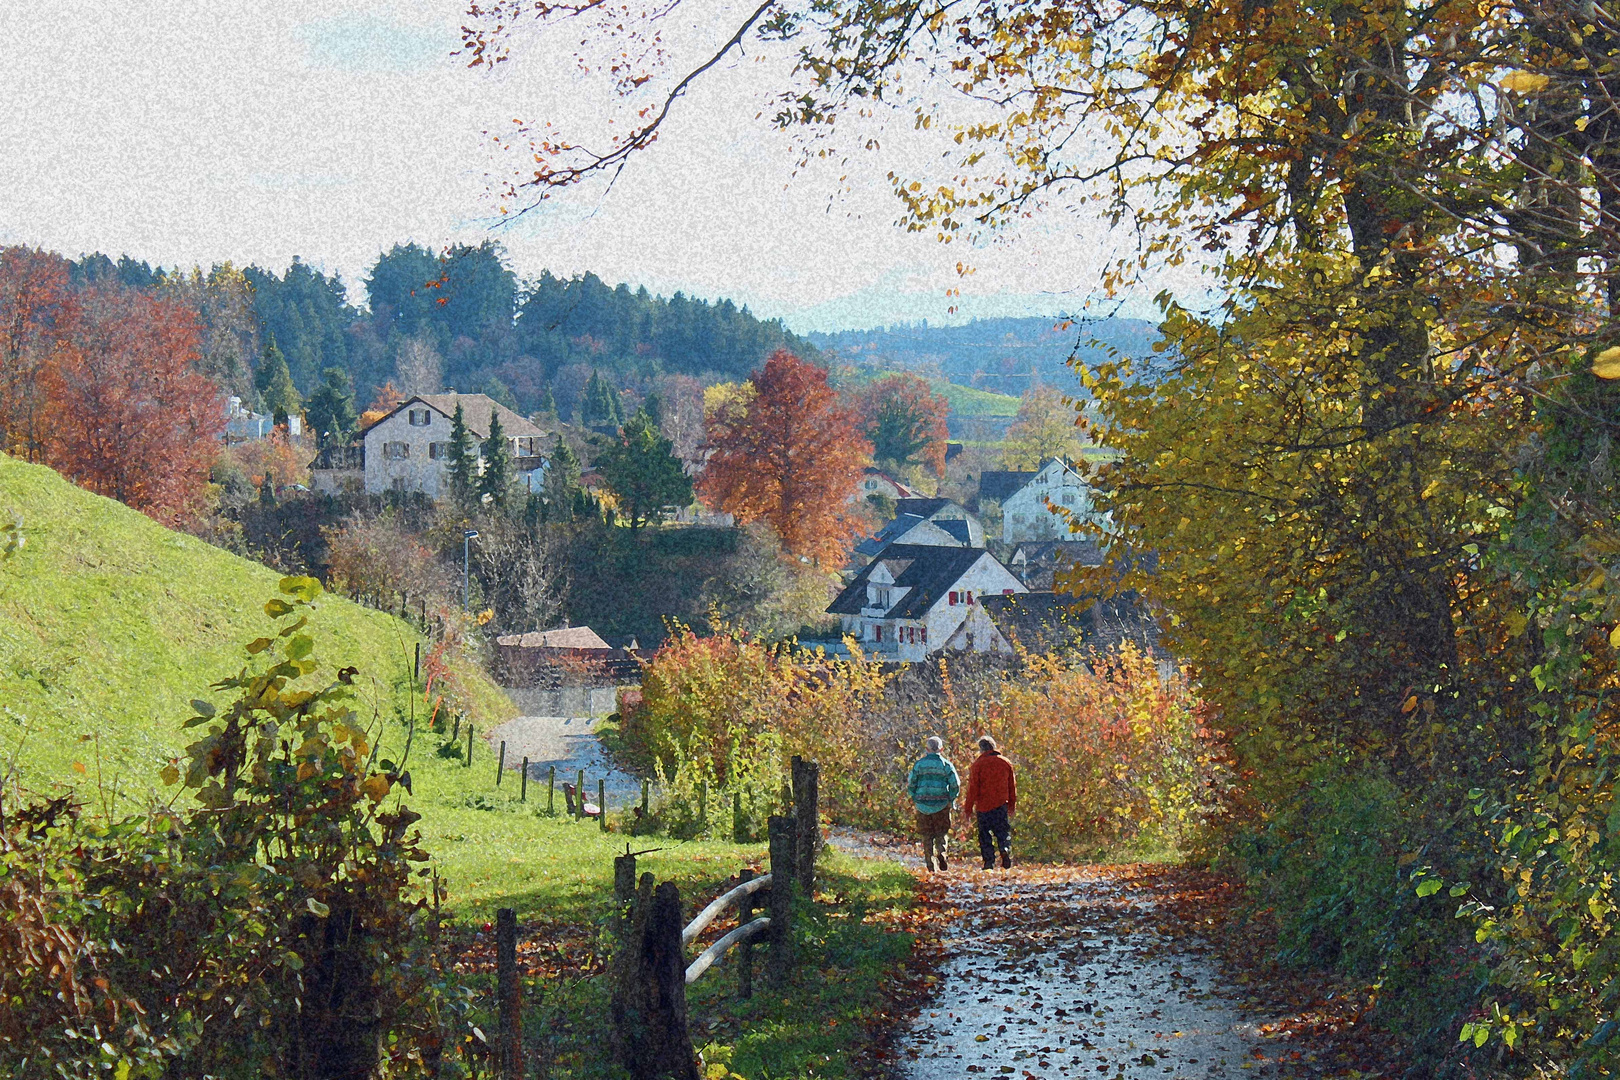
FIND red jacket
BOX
[963,750,1017,815]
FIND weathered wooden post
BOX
[467,724,475,768]
[452,714,461,741]
[576,769,586,820]
[792,756,821,897]
[496,908,523,1079]
[613,849,638,943]
[599,779,608,831]
[497,740,507,786]
[609,876,700,1080]
[767,816,796,988]
[548,766,556,815]
[737,867,755,999]
[413,640,421,682]
[520,758,529,802]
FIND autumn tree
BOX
[1001,384,1084,470]
[597,408,693,530]
[0,247,76,463]
[698,350,871,566]
[857,373,950,476]
[44,286,222,522]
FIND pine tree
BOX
[479,412,513,508]
[543,436,582,521]
[446,401,476,511]
[305,367,359,447]
[597,408,692,531]
[254,337,302,428]
[537,385,557,422]
[642,390,664,429]
[581,370,624,428]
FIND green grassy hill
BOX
[932,378,1021,417]
[0,453,510,805]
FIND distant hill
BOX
[0,455,510,807]
[809,316,1160,397]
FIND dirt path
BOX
[824,834,1383,1080]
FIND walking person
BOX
[962,735,1016,869]
[906,736,960,871]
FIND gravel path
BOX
[824,833,1295,1080]
[485,715,645,802]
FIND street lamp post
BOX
[463,529,479,611]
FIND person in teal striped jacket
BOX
[907,736,961,871]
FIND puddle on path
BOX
[897,869,1281,1080]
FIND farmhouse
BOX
[311,392,548,498]
[827,543,1027,661]
[993,459,1105,543]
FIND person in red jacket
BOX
[961,735,1017,869]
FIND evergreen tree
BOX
[543,436,582,521]
[536,385,558,422]
[446,402,477,511]
[259,473,276,508]
[581,370,624,428]
[642,390,664,429]
[479,412,514,509]
[305,367,359,447]
[254,337,303,428]
[597,409,692,531]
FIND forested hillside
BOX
[67,243,816,422]
[811,315,1158,396]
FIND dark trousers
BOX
[976,805,1012,869]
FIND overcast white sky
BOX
[0,1,1179,332]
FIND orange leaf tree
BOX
[697,349,872,567]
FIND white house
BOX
[224,396,301,442]
[826,544,1027,661]
[313,393,548,498]
[1000,459,1105,543]
[852,467,918,503]
[851,498,986,561]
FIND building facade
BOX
[1000,459,1105,543]
[827,544,1027,661]
[334,393,548,498]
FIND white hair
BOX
[926,735,943,752]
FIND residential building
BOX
[996,459,1105,543]
[223,396,301,442]
[827,544,1027,661]
[851,498,986,560]
[942,590,1163,657]
[312,393,548,499]
[1007,539,1106,589]
[853,467,918,503]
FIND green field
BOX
[0,455,920,1076]
[837,367,1022,417]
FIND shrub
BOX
[0,576,448,1079]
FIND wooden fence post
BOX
[548,766,556,815]
[613,850,637,943]
[599,779,608,832]
[496,908,523,1080]
[413,641,421,682]
[609,876,700,1080]
[452,714,461,741]
[576,769,586,820]
[767,815,796,988]
[792,757,820,897]
[521,759,529,803]
[737,868,755,999]
[467,724,475,768]
[497,741,507,786]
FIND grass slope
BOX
[932,378,1022,417]
[0,453,508,808]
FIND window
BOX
[390,477,407,491]
[1061,491,1075,506]
[383,442,410,460]
[875,624,883,642]
[949,591,958,606]
[920,626,927,643]
[966,591,975,605]
[408,409,432,427]
[1003,588,1015,595]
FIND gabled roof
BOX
[895,497,954,519]
[975,590,1166,656]
[496,626,612,649]
[1010,540,1107,568]
[852,514,967,559]
[828,544,1006,619]
[363,392,547,441]
[978,470,1037,503]
[863,466,919,498]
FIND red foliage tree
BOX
[856,373,951,476]
[697,349,872,567]
[43,287,222,523]
[0,247,77,462]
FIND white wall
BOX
[364,407,451,497]
[1003,460,1099,542]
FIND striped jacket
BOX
[906,752,961,814]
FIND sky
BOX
[0,1,1188,333]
